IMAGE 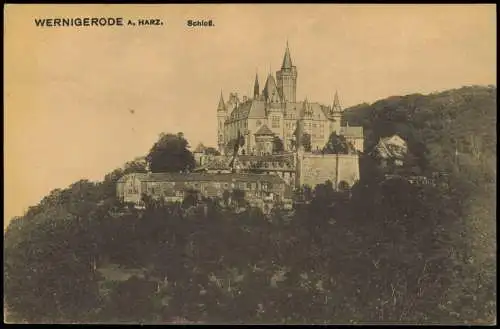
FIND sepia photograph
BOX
[3,4,496,324]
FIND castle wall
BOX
[296,153,360,190]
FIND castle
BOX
[117,43,365,211]
[217,42,364,156]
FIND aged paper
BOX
[4,4,496,324]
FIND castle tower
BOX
[296,98,313,152]
[276,41,298,103]
[254,73,260,99]
[329,91,343,134]
[217,91,227,154]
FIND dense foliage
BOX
[344,85,496,176]
[146,132,195,173]
[322,132,353,154]
[4,86,496,324]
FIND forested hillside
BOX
[4,86,496,324]
[344,85,496,178]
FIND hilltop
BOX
[4,85,496,324]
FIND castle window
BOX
[272,116,280,128]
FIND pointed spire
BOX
[254,72,260,98]
[217,91,226,111]
[302,97,312,116]
[282,41,293,69]
[263,73,277,101]
[332,90,342,113]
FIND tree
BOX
[124,160,148,173]
[146,132,196,173]
[323,132,351,154]
[272,136,285,154]
[4,206,100,323]
[4,86,495,325]
[300,133,312,152]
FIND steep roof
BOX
[229,100,252,120]
[263,74,279,102]
[281,42,293,69]
[228,100,267,121]
[121,172,286,184]
[331,91,343,113]
[381,135,406,147]
[374,137,407,159]
[248,100,267,118]
[254,124,275,136]
[285,101,329,120]
[217,92,226,111]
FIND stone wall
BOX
[296,152,360,190]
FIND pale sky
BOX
[4,4,496,226]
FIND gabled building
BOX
[372,134,408,167]
[116,172,291,213]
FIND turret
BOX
[253,73,260,99]
[217,91,227,154]
[301,98,313,119]
[276,41,298,103]
[329,91,342,134]
[263,73,280,104]
[331,91,342,113]
[217,91,226,112]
